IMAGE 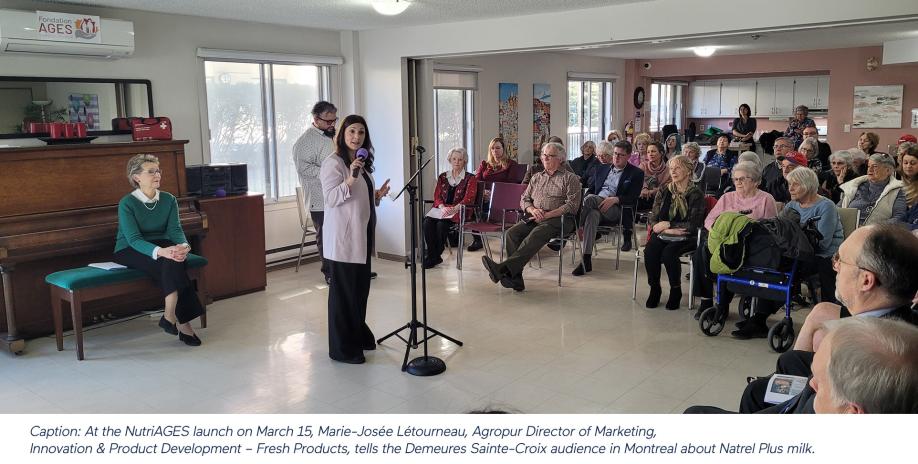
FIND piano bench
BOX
[44,254,208,361]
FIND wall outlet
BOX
[843,124,851,133]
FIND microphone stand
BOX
[377,147,463,375]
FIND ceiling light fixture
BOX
[693,46,717,57]
[372,0,411,16]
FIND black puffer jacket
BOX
[757,208,816,262]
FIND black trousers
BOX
[310,211,329,278]
[644,235,695,288]
[422,217,454,263]
[800,256,837,304]
[327,259,374,360]
[740,350,815,413]
[692,235,715,299]
[112,240,204,324]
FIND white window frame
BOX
[197,48,340,202]
[567,78,614,159]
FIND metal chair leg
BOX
[295,228,308,272]
[632,253,640,300]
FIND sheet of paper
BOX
[425,207,450,219]
[764,374,809,404]
[88,262,128,271]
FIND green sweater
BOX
[114,191,188,257]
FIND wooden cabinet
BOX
[719,79,756,117]
[196,193,266,300]
[689,80,721,117]
[754,78,795,117]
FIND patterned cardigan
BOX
[432,172,478,223]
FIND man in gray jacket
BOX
[293,101,337,283]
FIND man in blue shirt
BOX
[573,140,644,275]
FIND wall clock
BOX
[634,87,645,109]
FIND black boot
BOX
[467,236,483,252]
[572,254,592,276]
[665,286,682,310]
[620,231,633,252]
[646,285,662,308]
[731,313,769,339]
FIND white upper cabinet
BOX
[689,80,721,117]
[794,77,819,109]
[755,77,796,117]
[774,78,795,117]
[720,79,756,117]
[815,76,830,110]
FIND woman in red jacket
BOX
[423,147,478,268]
[467,137,517,251]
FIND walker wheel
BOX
[768,318,796,353]
[699,306,725,336]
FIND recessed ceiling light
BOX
[372,0,411,16]
[693,46,717,57]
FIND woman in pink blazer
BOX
[320,114,390,364]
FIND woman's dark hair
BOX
[738,103,751,117]
[648,141,666,160]
[334,114,374,173]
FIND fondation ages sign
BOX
[37,11,102,43]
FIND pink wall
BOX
[627,46,918,150]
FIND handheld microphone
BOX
[353,148,368,178]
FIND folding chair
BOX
[456,182,527,270]
[594,203,637,270]
[508,163,529,183]
[632,229,702,309]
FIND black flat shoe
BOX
[370,272,378,279]
[467,238,483,252]
[731,322,769,340]
[481,256,503,283]
[363,342,377,351]
[158,316,178,335]
[178,331,202,346]
[331,355,366,364]
[620,241,632,252]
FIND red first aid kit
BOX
[131,117,173,141]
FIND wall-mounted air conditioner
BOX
[0,9,134,59]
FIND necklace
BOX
[142,200,158,211]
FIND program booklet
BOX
[764,374,809,404]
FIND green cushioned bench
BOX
[45,254,208,360]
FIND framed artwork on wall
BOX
[532,83,550,153]
[498,82,519,159]
[852,85,903,129]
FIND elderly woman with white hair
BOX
[798,137,823,172]
[819,150,858,203]
[423,147,478,269]
[113,154,204,346]
[839,153,907,226]
[693,161,778,319]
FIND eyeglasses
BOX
[315,116,338,124]
[142,168,162,175]
[731,176,752,183]
[832,252,881,285]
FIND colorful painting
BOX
[852,85,903,129]
[498,82,519,159]
[532,83,551,153]
[68,93,100,129]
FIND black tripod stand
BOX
[377,148,463,375]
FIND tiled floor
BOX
[0,241,805,414]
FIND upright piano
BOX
[0,140,206,354]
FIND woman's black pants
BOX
[644,234,695,288]
[327,259,374,360]
[112,240,204,324]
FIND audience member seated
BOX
[681,142,706,192]
[664,133,682,160]
[818,150,858,203]
[900,144,918,230]
[849,148,869,176]
[422,147,478,269]
[762,137,793,202]
[467,136,518,251]
[839,153,906,226]
[687,317,918,414]
[780,150,808,178]
[802,124,831,169]
[569,140,599,179]
[573,141,644,275]
[784,167,844,305]
[737,225,918,414]
[798,137,823,172]
[630,132,651,167]
[784,105,815,148]
[605,130,623,143]
[896,139,916,176]
[480,142,581,292]
[643,155,705,310]
[522,136,572,184]
[703,134,738,195]
[732,103,757,151]
[113,154,204,346]
[720,151,762,195]
[638,142,671,210]
[857,131,883,157]
[693,161,778,319]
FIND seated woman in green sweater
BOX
[113,154,204,346]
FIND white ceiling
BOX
[45,0,644,31]
[563,20,918,59]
